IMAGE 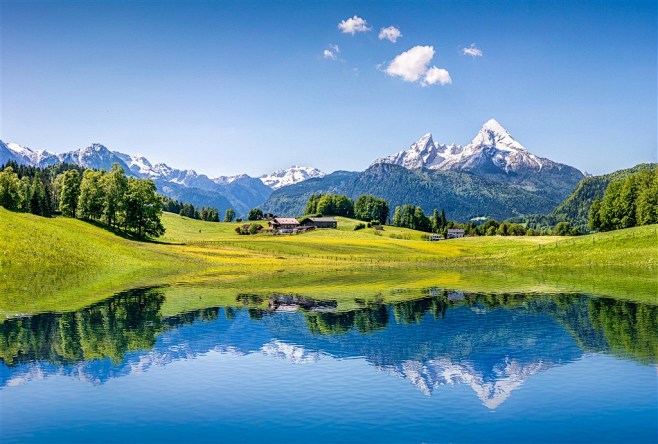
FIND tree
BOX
[589,197,602,231]
[247,208,263,221]
[124,178,165,239]
[18,176,31,212]
[431,208,439,233]
[305,194,322,215]
[392,204,431,232]
[58,169,81,217]
[354,195,389,223]
[636,170,658,225]
[102,163,128,229]
[78,169,106,220]
[316,194,354,217]
[553,222,573,236]
[224,208,236,222]
[29,171,50,216]
[0,167,21,210]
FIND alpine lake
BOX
[1,267,657,443]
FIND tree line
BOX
[162,197,224,222]
[297,193,582,237]
[0,162,164,239]
[589,169,658,232]
[0,161,84,217]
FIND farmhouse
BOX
[447,229,465,239]
[269,217,300,233]
[300,217,338,229]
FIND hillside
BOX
[1,209,655,315]
[262,163,565,221]
[548,163,658,227]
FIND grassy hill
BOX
[1,209,656,315]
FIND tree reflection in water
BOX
[1,288,656,371]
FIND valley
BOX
[1,208,655,317]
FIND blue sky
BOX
[1,0,656,176]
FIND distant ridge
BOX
[0,140,323,216]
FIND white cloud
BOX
[423,67,452,86]
[323,44,340,60]
[338,15,371,35]
[386,45,435,82]
[385,45,451,87]
[461,43,483,57]
[378,26,402,43]
[323,49,336,60]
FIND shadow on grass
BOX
[81,218,177,244]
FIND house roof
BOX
[273,217,299,225]
[448,228,465,233]
[308,217,337,223]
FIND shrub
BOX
[354,223,366,231]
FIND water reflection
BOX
[1,288,656,408]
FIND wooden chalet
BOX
[269,217,300,233]
[300,217,338,229]
[447,228,465,239]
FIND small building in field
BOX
[428,233,442,241]
[447,228,465,239]
[300,217,338,229]
[269,217,300,233]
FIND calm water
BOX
[1,288,656,443]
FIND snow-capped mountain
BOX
[374,119,582,177]
[259,166,326,190]
[386,357,550,409]
[0,140,325,216]
[1,141,56,167]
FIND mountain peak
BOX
[259,166,325,190]
[471,119,526,153]
[481,118,508,134]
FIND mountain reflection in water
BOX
[1,288,656,409]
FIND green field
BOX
[1,208,656,315]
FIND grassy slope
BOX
[0,208,205,312]
[1,209,656,315]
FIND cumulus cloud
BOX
[338,15,371,35]
[323,44,340,60]
[423,67,452,86]
[386,45,435,82]
[385,45,451,87]
[461,43,483,57]
[378,26,402,43]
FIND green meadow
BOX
[1,208,656,316]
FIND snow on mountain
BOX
[259,166,326,190]
[374,119,577,176]
[54,143,132,172]
[114,152,156,177]
[385,356,550,409]
[2,141,55,166]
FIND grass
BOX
[1,208,656,316]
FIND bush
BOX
[236,218,243,223]
[248,222,261,235]
[354,223,366,231]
